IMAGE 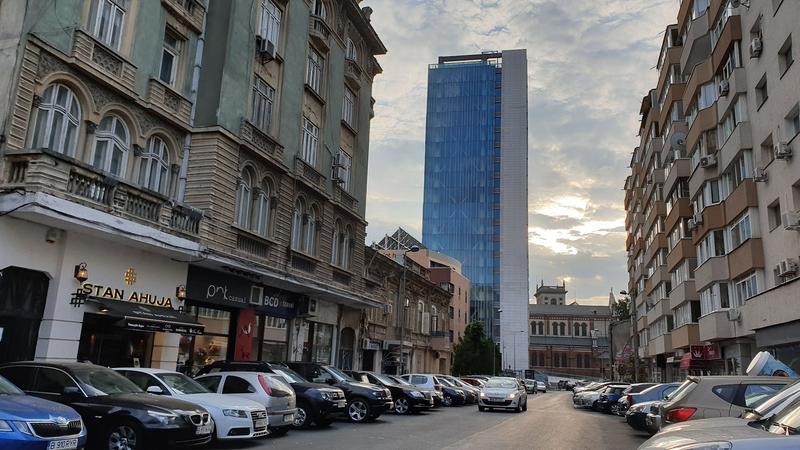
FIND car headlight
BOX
[0,420,13,432]
[222,409,248,418]
[12,421,33,435]
[479,392,487,398]
[673,443,732,450]
[371,390,382,397]
[148,410,181,425]
[508,391,518,399]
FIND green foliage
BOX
[612,296,631,320]
[452,322,501,376]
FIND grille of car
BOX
[483,399,512,406]
[188,413,210,426]
[251,410,268,431]
[30,420,82,438]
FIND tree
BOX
[452,322,501,376]
[612,296,631,320]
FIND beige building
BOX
[624,0,800,381]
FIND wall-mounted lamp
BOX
[74,263,88,283]
[98,305,110,313]
[176,285,187,300]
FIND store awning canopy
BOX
[90,299,204,335]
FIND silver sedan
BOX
[478,377,528,413]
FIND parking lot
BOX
[208,391,649,450]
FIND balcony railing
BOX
[240,118,283,164]
[2,148,202,238]
[344,58,362,85]
[71,29,136,94]
[147,79,193,126]
[161,0,205,34]
[309,16,331,50]
[333,184,359,214]
[294,156,327,195]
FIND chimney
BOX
[362,6,373,21]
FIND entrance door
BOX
[338,327,355,370]
[78,313,153,367]
[0,267,49,363]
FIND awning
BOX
[90,299,204,335]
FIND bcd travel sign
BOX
[185,266,298,318]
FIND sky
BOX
[361,0,676,305]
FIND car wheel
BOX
[515,404,522,413]
[294,403,311,429]
[478,405,485,412]
[591,400,598,411]
[610,404,619,415]
[522,400,528,412]
[443,395,453,407]
[106,421,144,450]
[395,397,411,415]
[347,398,372,423]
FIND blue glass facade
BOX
[422,60,502,340]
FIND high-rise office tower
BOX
[422,50,529,373]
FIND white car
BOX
[573,390,602,408]
[115,368,269,440]
[196,371,297,436]
[536,381,547,393]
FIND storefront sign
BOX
[186,266,298,318]
[690,344,722,360]
[80,283,175,308]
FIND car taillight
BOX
[258,374,273,396]
[665,407,697,423]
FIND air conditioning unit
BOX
[383,303,393,315]
[694,212,704,225]
[700,155,718,168]
[750,37,763,58]
[331,153,345,185]
[777,259,799,277]
[784,211,800,231]
[727,308,742,322]
[688,218,698,230]
[257,38,276,62]
[753,166,768,182]
[775,143,793,160]
[718,80,730,97]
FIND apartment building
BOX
[624,0,800,381]
[0,0,388,373]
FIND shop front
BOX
[755,320,800,375]
[180,265,299,375]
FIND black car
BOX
[434,376,466,407]
[284,362,393,423]
[0,362,213,449]
[195,360,347,428]
[346,370,433,414]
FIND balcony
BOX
[695,256,729,292]
[724,180,758,223]
[161,0,205,34]
[728,238,764,280]
[644,169,665,202]
[664,159,691,196]
[672,323,700,349]
[146,79,193,127]
[638,344,649,359]
[70,29,136,94]
[308,15,331,50]
[333,184,359,215]
[637,315,648,332]
[293,156,327,196]
[680,13,710,78]
[644,234,667,264]
[2,148,202,237]
[699,310,735,342]
[693,203,726,241]
[649,333,673,356]
[718,122,752,172]
[431,331,451,352]
[239,119,284,166]
[645,201,666,233]
[344,58,363,86]
[711,15,742,71]
[670,280,699,308]
[716,68,747,116]
[667,238,694,272]
[646,298,671,325]
[665,198,691,235]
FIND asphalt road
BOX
[209,391,651,450]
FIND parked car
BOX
[285,362,393,423]
[640,396,800,449]
[0,374,87,450]
[0,362,213,449]
[609,383,656,415]
[617,383,679,416]
[461,377,486,388]
[573,382,623,408]
[387,374,443,407]
[653,376,792,433]
[740,377,800,422]
[594,384,629,413]
[536,380,547,393]
[346,371,433,414]
[438,375,479,404]
[626,400,663,432]
[478,377,528,413]
[195,360,346,429]
[195,371,297,436]
[402,374,465,407]
[523,379,537,394]
[115,368,269,440]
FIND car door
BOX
[221,374,263,406]
[31,367,81,403]
[196,375,222,393]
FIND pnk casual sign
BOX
[80,283,175,309]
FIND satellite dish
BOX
[671,132,687,152]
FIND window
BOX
[537,322,544,335]
[334,149,352,192]
[729,213,752,249]
[235,169,253,227]
[712,384,738,403]
[580,323,588,337]
[345,39,358,62]
[719,96,748,146]
[89,0,125,50]
[573,323,580,336]
[742,384,785,408]
[697,229,726,265]
[92,115,129,176]
[196,376,220,392]
[779,36,794,76]
[559,322,566,336]
[251,180,272,236]
[768,200,782,231]
[755,74,768,108]
[734,273,758,306]
[311,0,326,18]
[727,150,753,189]
[33,368,78,394]
[551,322,558,336]
[251,77,275,133]
[306,47,324,93]
[138,136,170,194]
[342,87,356,129]
[291,199,304,250]
[670,258,697,287]
[304,206,317,254]
[259,0,282,46]
[32,84,81,156]
[700,283,731,315]
[785,105,800,141]
[159,29,181,86]
[222,376,256,394]
[301,117,319,166]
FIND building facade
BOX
[421,50,529,374]
[0,0,388,373]
[533,281,568,305]
[624,0,800,381]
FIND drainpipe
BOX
[176,0,207,203]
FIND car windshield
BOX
[325,366,354,382]
[437,377,456,387]
[271,367,307,384]
[755,379,800,417]
[72,366,143,396]
[524,379,535,385]
[767,396,800,435]
[484,379,517,389]
[0,375,23,395]
[389,375,413,386]
[156,373,210,395]
[666,379,695,403]
[372,373,398,385]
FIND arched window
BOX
[559,322,566,336]
[417,301,424,332]
[139,136,170,194]
[551,322,558,336]
[291,198,305,250]
[311,0,325,18]
[331,220,342,265]
[530,322,536,335]
[538,322,544,335]
[573,323,580,336]
[235,168,254,227]
[32,84,81,156]
[346,38,358,62]
[431,306,438,332]
[340,225,352,268]
[251,179,272,236]
[92,115,129,176]
[581,323,588,337]
[304,205,317,254]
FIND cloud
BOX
[362,0,674,305]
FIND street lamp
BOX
[494,307,502,375]
[620,290,638,382]
[398,245,420,375]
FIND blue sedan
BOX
[0,375,86,450]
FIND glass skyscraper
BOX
[422,50,529,373]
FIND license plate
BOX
[283,414,294,423]
[49,439,78,450]
[337,400,346,408]
[491,398,503,402]
[254,419,268,429]
[196,424,213,435]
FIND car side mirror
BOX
[147,386,165,395]
[62,386,82,397]
[326,378,336,386]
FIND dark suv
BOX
[195,360,347,428]
[0,362,213,449]
[346,370,433,414]
[284,362,393,423]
